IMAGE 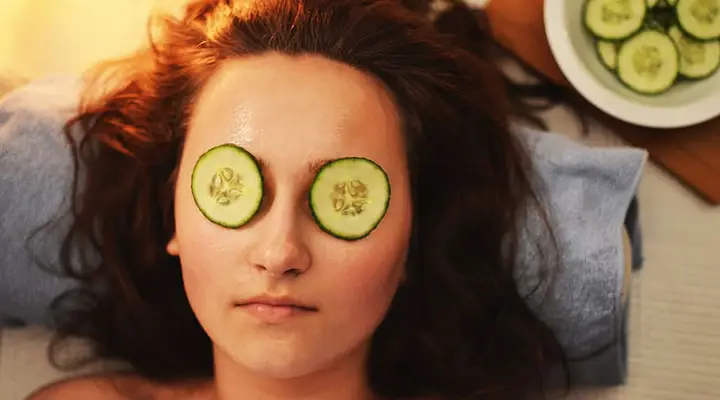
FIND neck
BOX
[211,343,378,400]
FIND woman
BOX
[28,0,568,398]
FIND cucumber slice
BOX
[676,0,720,40]
[584,0,648,40]
[668,24,720,78]
[309,157,390,241]
[597,40,620,70]
[191,144,264,228]
[616,29,680,94]
[647,0,661,7]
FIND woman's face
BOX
[167,53,413,379]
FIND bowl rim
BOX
[544,1,720,129]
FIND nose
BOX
[246,207,312,278]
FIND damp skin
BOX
[228,104,256,146]
[166,52,413,389]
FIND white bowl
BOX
[544,0,720,129]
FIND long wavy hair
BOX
[48,0,569,398]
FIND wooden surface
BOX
[588,107,720,206]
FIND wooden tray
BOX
[582,102,720,206]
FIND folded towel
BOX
[516,128,647,385]
[0,74,83,327]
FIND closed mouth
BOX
[236,302,317,311]
[234,301,318,323]
[234,295,318,311]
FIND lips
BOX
[235,296,317,324]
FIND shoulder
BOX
[26,373,154,400]
[27,377,124,400]
[26,373,213,400]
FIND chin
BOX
[226,340,343,379]
[245,362,322,379]
[237,354,339,380]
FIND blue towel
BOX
[515,128,646,386]
[0,75,84,327]
[0,74,646,386]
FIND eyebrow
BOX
[254,156,331,175]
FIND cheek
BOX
[173,186,240,315]
[322,218,411,317]
[177,235,230,315]
[315,240,407,349]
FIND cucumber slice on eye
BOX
[191,144,264,228]
[584,0,648,40]
[668,24,720,78]
[309,157,390,241]
[676,0,720,40]
[616,29,680,94]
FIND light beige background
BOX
[1,0,719,399]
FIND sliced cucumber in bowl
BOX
[597,40,620,70]
[676,0,720,41]
[584,0,648,40]
[616,29,680,94]
[582,0,719,96]
[668,24,720,78]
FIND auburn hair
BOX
[48,1,569,399]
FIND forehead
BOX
[184,53,406,172]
